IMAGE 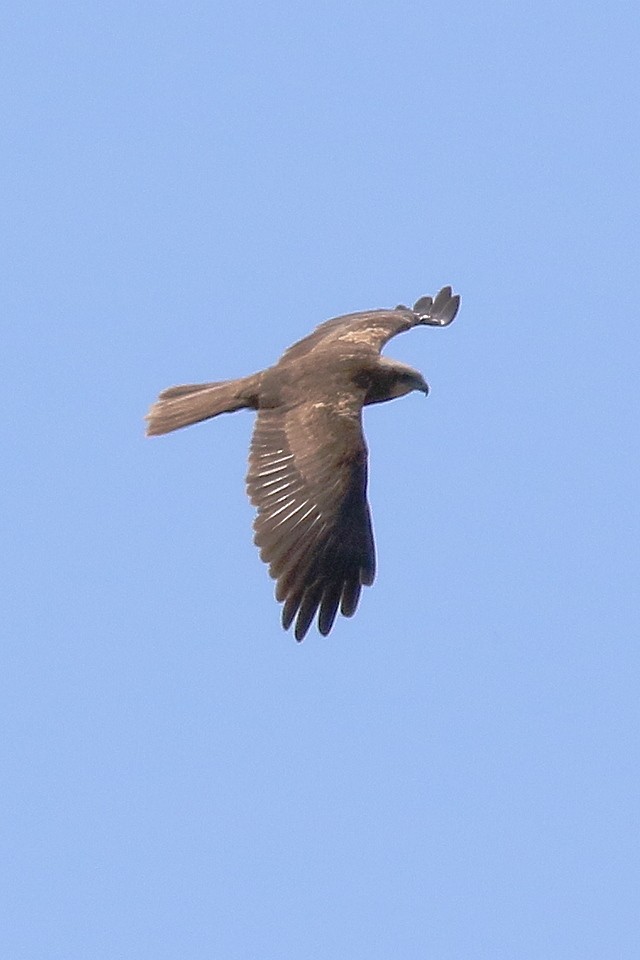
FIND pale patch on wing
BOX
[336,324,402,347]
[279,308,415,362]
[255,454,295,477]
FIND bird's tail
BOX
[145,376,259,436]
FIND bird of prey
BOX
[146,286,459,641]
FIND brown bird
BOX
[146,286,460,640]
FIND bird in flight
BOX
[146,286,460,641]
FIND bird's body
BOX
[146,287,459,640]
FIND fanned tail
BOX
[145,377,259,436]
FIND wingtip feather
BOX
[413,286,460,326]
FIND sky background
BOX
[3,1,639,957]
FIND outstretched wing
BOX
[246,400,375,641]
[280,286,460,364]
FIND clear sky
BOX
[3,1,639,957]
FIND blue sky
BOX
[3,1,639,957]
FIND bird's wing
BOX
[280,286,459,364]
[246,399,375,641]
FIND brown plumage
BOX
[146,286,460,640]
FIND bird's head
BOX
[365,357,429,404]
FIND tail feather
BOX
[146,377,258,436]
